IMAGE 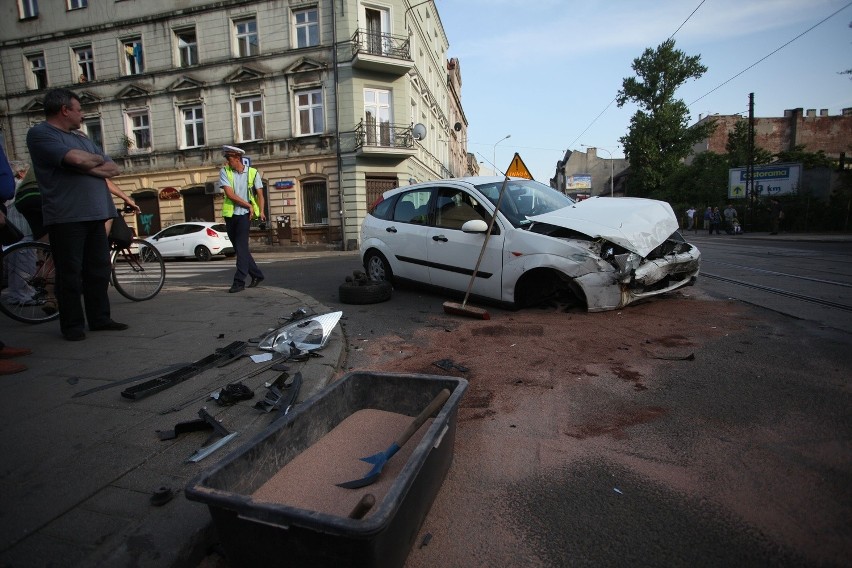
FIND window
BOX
[82,117,103,150]
[123,39,144,75]
[237,96,263,141]
[175,29,198,67]
[234,19,259,57]
[296,89,323,135]
[126,110,151,151]
[294,8,319,48]
[181,105,205,148]
[302,180,328,225]
[74,45,95,82]
[27,53,47,90]
[19,0,38,19]
[364,88,391,146]
[67,0,87,8]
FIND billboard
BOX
[567,174,592,190]
[728,163,802,199]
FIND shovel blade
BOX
[337,443,399,489]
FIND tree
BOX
[617,39,716,197]
[725,120,772,168]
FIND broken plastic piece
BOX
[258,311,342,354]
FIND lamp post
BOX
[581,145,614,197]
[493,134,511,173]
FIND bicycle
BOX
[0,212,166,324]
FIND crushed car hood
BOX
[529,196,680,257]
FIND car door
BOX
[151,225,188,257]
[380,189,433,283]
[426,186,505,301]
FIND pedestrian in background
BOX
[709,206,723,235]
[219,145,265,293]
[723,203,737,234]
[686,205,696,231]
[769,198,783,235]
[26,88,128,341]
[1,143,34,374]
[703,206,712,230]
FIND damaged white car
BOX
[359,177,700,311]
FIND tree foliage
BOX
[617,39,716,197]
[725,120,773,168]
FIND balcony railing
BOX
[354,120,415,156]
[351,29,411,59]
[350,29,413,74]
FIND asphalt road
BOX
[180,239,851,566]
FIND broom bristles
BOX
[442,301,490,320]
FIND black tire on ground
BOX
[338,280,393,304]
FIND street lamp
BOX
[581,144,614,197]
[493,134,511,173]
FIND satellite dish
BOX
[412,123,427,141]
[454,122,462,132]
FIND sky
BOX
[433,0,852,182]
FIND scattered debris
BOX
[212,383,254,406]
[432,358,469,373]
[150,486,174,507]
[419,533,433,548]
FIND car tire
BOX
[338,280,393,305]
[364,250,393,282]
[195,245,212,262]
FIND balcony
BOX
[350,29,413,75]
[354,120,417,158]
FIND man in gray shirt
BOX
[26,88,127,341]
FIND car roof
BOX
[382,176,524,198]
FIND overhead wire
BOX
[567,1,850,151]
[565,0,707,151]
[689,1,852,107]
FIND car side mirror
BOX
[461,219,489,233]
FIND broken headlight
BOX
[613,252,642,278]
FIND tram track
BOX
[700,272,852,312]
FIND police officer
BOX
[219,145,265,293]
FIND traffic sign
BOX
[506,153,534,180]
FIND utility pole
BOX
[746,92,755,230]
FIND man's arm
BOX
[221,184,253,211]
[255,186,266,221]
[63,148,121,178]
[106,179,140,212]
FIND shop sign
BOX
[159,187,181,200]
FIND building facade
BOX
[0,0,461,248]
[551,148,629,198]
[689,107,852,163]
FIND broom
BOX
[443,175,511,319]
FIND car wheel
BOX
[364,250,393,282]
[339,280,393,305]
[195,245,212,262]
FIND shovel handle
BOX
[394,388,451,448]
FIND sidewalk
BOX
[682,230,852,243]
[0,278,344,567]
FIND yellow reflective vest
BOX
[222,166,260,218]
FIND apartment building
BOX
[0,0,461,248]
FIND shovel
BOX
[337,388,451,489]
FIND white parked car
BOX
[142,222,234,261]
[359,177,701,312]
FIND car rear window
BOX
[211,224,227,233]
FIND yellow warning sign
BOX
[505,153,534,180]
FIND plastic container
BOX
[185,371,468,568]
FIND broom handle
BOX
[461,176,511,307]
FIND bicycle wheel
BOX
[0,240,59,324]
[111,238,166,301]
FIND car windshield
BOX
[474,179,575,228]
